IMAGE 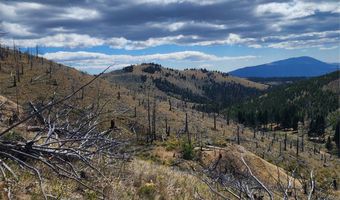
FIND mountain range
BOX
[229,56,339,78]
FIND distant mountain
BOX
[230,56,339,78]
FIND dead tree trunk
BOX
[81,88,84,99]
[147,95,151,143]
[165,118,168,136]
[237,125,240,145]
[296,137,299,157]
[16,66,20,83]
[13,75,17,87]
[185,113,191,145]
[152,99,156,141]
[284,133,287,151]
[213,113,217,130]
[279,140,282,156]
[226,110,230,125]
[301,134,304,152]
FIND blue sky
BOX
[0,0,339,74]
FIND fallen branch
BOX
[241,156,273,200]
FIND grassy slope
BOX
[103,64,268,110]
[0,48,339,199]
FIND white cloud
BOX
[137,0,224,6]
[193,33,256,46]
[256,0,340,19]
[0,2,45,19]
[319,46,338,50]
[2,29,337,51]
[267,37,339,50]
[2,34,105,48]
[0,22,35,37]
[107,35,197,50]
[42,50,257,70]
[167,22,187,32]
[263,30,340,49]
[58,7,100,20]
[0,2,16,18]
[262,30,340,41]
[150,21,226,32]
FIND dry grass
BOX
[0,48,339,199]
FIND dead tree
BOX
[185,113,189,133]
[296,137,299,157]
[333,179,338,190]
[185,113,191,145]
[237,125,240,145]
[147,95,151,143]
[165,118,168,136]
[0,66,129,199]
[13,75,16,87]
[81,88,84,99]
[226,110,230,125]
[117,91,121,100]
[301,134,304,152]
[16,65,20,83]
[213,113,217,130]
[284,133,287,151]
[168,99,172,111]
[152,99,156,141]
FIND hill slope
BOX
[103,63,268,111]
[229,70,339,135]
[230,56,339,78]
[1,47,339,199]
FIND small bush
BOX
[138,182,156,199]
[85,189,98,200]
[181,143,194,160]
[162,138,180,151]
[3,131,24,142]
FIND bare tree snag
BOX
[296,137,299,157]
[147,95,151,143]
[237,125,240,145]
[284,133,287,151]
[152,99,156,141]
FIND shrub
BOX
[3,131,24,142]
[138,182,156,199]
[181,143,194,160]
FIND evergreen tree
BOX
[309,115,325,137]
[325,136,333,151]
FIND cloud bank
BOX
[0,0,338,50]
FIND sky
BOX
[0,0,339,74]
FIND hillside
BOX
[103,63,268,111]
[230,56,339,78]
[229,70,339,138]
[0,47,339,199]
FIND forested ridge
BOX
[229,70,339,137]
